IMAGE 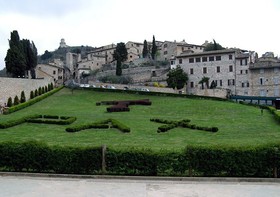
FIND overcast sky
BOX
[0,0,280,70]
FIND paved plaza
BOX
[0,174,280,197]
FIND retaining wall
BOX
[0,77,53,105]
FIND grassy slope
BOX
[0,88,279,151]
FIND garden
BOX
[0,87,279,177]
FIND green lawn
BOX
[0,88,279,151]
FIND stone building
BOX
[249,55,280,97]
[159,40,205,62]
[36,63,64,86]
[175,49,255,96]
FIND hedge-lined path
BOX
[0,174,280,197]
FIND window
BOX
[164,51,168,55]
[228,79,235,86]
[260,69,264,74]
[240,70,243,74]
[189,58,194,63]
[130,55,132,58]
[229,54,233,60]
[202,57,207,62]
[179,59,182,64]
[164,44,168,48]
[260,78,264,85]
[229,65,233,72]
[195,57,201,62]
[203,67,207,74]
[247,82,250,87]
[171,60,174,65]
[245,70,248,74]
[220,80,223,86]
[53,70,56,75]
[190,82,194,88]
[245,58,248,65]
[217,66,220,73]
[190,68,194,74]
[181,47,184,51]
[242,83,245,87]
[209,56,214,61]
[216,56,221,61]
[240,60,243,65]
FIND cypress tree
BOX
[20,91,26,103]
[113,42,128,76]
[14,95,20,105]
[7,97,13,107]
[142,40,148,58]
[151,35,157,60]
[30,91,34,99]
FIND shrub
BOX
[30,91,34,99]
[13,95,20,106]
[43,115,59,119]
[27,116,77,125]
[45,86,48,93]
[50,83,54,90]
[0,114,41,129]
[35,89,38,97]
[110,119,130,133]
[4,86,64,114]
[7,97,13,107]
[48,84,51,91]
[157,124,177,133]
[41,86,45,94]
[20,91,26,103]
[38,87,42,95]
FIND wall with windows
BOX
[176,50,237,95]
[249,67,280,97]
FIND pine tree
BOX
[142,40,148,58]
[22,39,37,79]
[151,35,157,60]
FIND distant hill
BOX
[38,45,95,64]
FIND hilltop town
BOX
[35,38,280,99]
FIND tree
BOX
[7,97,13,107]
[166,65,188,90]
[5,30,38,78]
[5,31,26,77]
[142,40,148,58]
[41,50,53,60]
[22,39,37,78]
[199,76,210,89]
[204,39,225,51]
[151,35,157,60]
[14,95,20,106]
[113,42,128,76]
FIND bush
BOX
[35,89,38,97]
[50,83,54,90]
[20,91,26,103]
[27,116,76,125]
[41,86,45,94]
[43,115,59,119]
[0,114,41,129]
[30,91,34,99]
[4,86,64,114]
[157,124,177,133]
[7,97,12,107]
[13,95,20,106]
[38,87,42,95]
[45,86,48,93]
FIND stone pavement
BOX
[0,174,280,197]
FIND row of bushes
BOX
[66,119,130,133]
[0,141,279,177]
[150,118,218,133]
[0,114,76,129]
[27,116,77,125]
[0,115,41,129]
[4,86,64,114]
[267,106,280,123]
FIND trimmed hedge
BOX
[66,119,130,133]
[27,116,77,125]
[0,115,41,129]
[0,141,102,174]
[3,86,64,114]
[151,118,218,133]
[0,115,76,129]
[268,106,280,123]
[0,142,279,177]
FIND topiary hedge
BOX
[0,115,41,129]
[3,86,64,114]
[66,119,130,133]
[0,142,279,177]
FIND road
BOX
[0,174,280,197]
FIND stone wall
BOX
[0,77,53,105]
